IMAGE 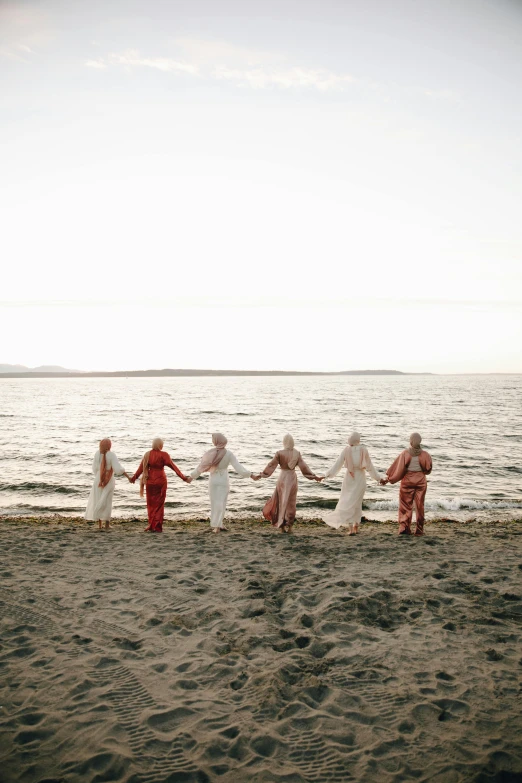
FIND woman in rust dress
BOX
[253,434,322,533]
[381,432,433,535]
[131,437,190,532]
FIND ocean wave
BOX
[0,482,80,495]
[200,411,252,416]
[365,498,522,511]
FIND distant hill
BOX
[0,366,430,378]
[339,370,407,375]
[0,364,75,374]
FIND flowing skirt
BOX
[209,472,229,528]
[85,476,116,522]
[263,470,298,528]
[145,480,167,532]
[323,470,366,529]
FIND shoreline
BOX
[2,515,521,529]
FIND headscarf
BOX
[196,433,228,474]
[409,432,422,457]
[140,437,164,497]
[282,434,299,469]
[98,438,113,488]
[344,432,366,478]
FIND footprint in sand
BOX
[148,707,195,734]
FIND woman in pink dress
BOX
[253,434,322,533]
[130,437,190,532]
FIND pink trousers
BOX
[399,472,427,535]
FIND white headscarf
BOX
[345,432,366,477]
[282,433,300,469]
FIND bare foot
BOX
[212,528,220,534]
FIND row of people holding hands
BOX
[86,431,432,537]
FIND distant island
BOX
[0,364,429,378]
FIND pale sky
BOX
[1,0,521,373]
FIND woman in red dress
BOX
[131,437,190,532]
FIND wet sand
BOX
[1,517,521,783]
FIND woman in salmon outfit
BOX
[382,433,432,535]
[131,437,190,532]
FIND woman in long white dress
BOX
[322,432,381,535]
[187,433,254,533]
[85,438,130,529]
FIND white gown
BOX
[323,444,381,529]
[190,450,250,528]
[85,451,126,522]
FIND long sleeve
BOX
[165,454,187,481]
[229,452,251,478]
[386,451,410,484]
[420,451,432,475]
[92,453,99,476]
[297,455,318,480]
[109,452,125,477]
[260,453,279,478]
[364,449,381,483]
[132,460,144,482]
[325,448,346,479]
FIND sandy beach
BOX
[1,517,521,783]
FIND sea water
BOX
[0,375,521,521]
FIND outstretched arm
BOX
[229,452,252,478]
[130,460,144,484]
[110,452,126,477]
[298,455,321,481]
[253,454,279,480]
[386,452,409,484]
[165,455,189,482]
[324,449,346,479]
[364,449,382,483]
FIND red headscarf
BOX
[98,438,113,488]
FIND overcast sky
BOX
[1,0,521,372]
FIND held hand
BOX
[129,476,136,484]
[251,473,261,481]
[315,476,324,482]
[185,476,193,484]
[379,478,388,486]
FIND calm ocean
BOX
[0,375,521,521]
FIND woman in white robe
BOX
[322,432,381,535]
[187,433,254,533]
[85,438,130,529]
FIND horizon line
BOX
[1,366,522,377]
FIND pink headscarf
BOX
[197,433,228,473]
[344,432,367,478]
[98,438,113,488]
